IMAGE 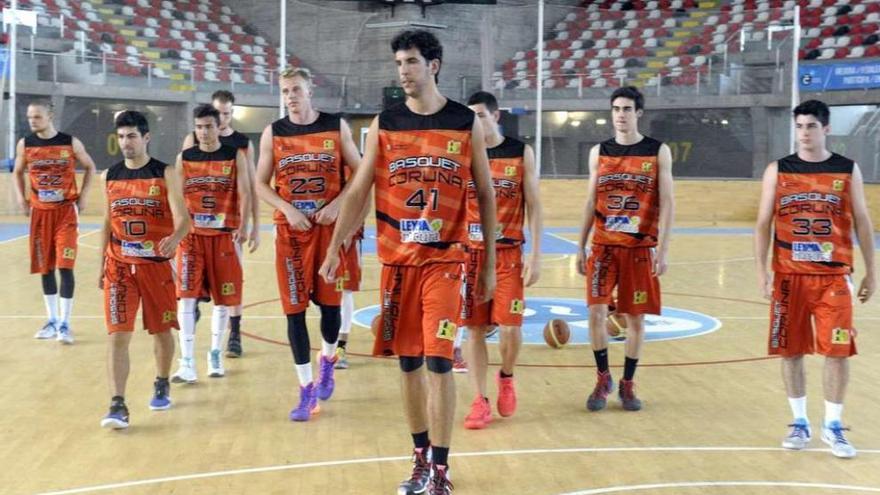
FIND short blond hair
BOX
[279,66,313,87]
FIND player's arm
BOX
[576,145,600,275]
[255,125,311,231]
[315,118,361,225]
[654,143,675,276]
[72,137,98,213]
[235,148,252,245]
[181,132,195,152]
[521,143,543,287]
[12,138,29,215]
[160,155,191,258]
[471,119,497,302]
[753,161,778,300]
[850,163,876,303]
[97,170,110,289]
[318,117,378,283]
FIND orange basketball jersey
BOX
[375,101,474,266]
[466,137,526,249]
[772,153,854,275]
[181,144,241,236]
[271,112,344,224]
[25,132,78,210]
[592,136,662,247]
[105,159,174,264]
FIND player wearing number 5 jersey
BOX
[319,30,497,494]
[577,86,675,413]
[256,67,362,423]
[13,100,97,344]
[755,100,876,459]
[171,104,252,384]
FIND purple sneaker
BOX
[289,383,320,422]
[317,355,337,401]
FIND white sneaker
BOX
[34,321,57,339]
[822,421,857,458]
[207,349,225,378]
[56,323,74,345]
[782,419,811,450]
[171,358,198,384]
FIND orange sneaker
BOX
[496,372,517,417]
[463,395,492,429]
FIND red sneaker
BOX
[496,372,517,417]
[452,347,468,373]
[463,395,492,429]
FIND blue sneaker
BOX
[782,418,811,450]
[822,420,857,458]
[101,400,130,429]
[289,382,320,422]
[149,378,172,411]
[56,322,74,345]
[317,355,336,400]
[34,320,57,339]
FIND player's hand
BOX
[247,224,261,253]
[342,235,352,252]
[318,249,342,284]
[522,252,541,287]
[758,272,773,300]
[858,274,876,303]
[313,199,341,225]
[576,246,589,276]
[652,249,669,277]
[157,235,181,258]
[231,228,242,245]
[283,205,312,231]
[477,257,496,304]
[76,197,87,214]
[19,198,30,217]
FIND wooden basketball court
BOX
[1,180,878,494]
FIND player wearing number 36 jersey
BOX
[755,100,876,459]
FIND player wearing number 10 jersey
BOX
[755,100,876,459]
[577,86,675,414]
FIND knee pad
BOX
[59,268,75,298]
[426,356,452,374]
[399,355,425,372]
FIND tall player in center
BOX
[256,67,362,422]
[320,30,496,494]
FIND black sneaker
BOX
[101,400,130,429]
[226,332,243,358]
[398,447,431,495]
[428,464,453,494]
[150,378,172,410]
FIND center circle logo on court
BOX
[352,297,721,345]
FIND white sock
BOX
[211,305,230,352]
[178,298,197,361]
[44,294,59,323]
[321,339,337,359]
[341,290,354,334]
[824,401,843,426]
[295,363,313,386]
[454,326,466,349]
[788,396,807,422]
[60,297,73,325]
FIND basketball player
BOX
[182,90,260,358]
[13,100,97,344]
[754,100,875,458]
[98,110,190,429]
[171,105,251,383]
[255,67,361,421]
[462,90,543,430]
[319,30,497,494]
[576,86,674,412]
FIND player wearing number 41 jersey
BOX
[13,100,97,344]
[755,100,876,459]
[577,86,675,413]
[256,67,362,423]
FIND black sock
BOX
[593,349,609,373]
[111,395,125,405]
[319,305,341,345]
[286,312,311,365]
[412,431,429,449]
[230,315,241,337]
[623,357,639,381]
[155,376,169,384]
[432,446,449,466]
[338,338,347,350]
[499,370,513,379]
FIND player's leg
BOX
[463,325,492,429]
[32,209,59,339]
[172,235,203,383]
[585,245,617,412]
[335,290,354,369]
[54,204,78,343]
[142,260,178,411]
[101,258,138,429]
[495,247,526,418]
[313,225,344,400]
[226,239,245,358]
[206,234,242,378]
